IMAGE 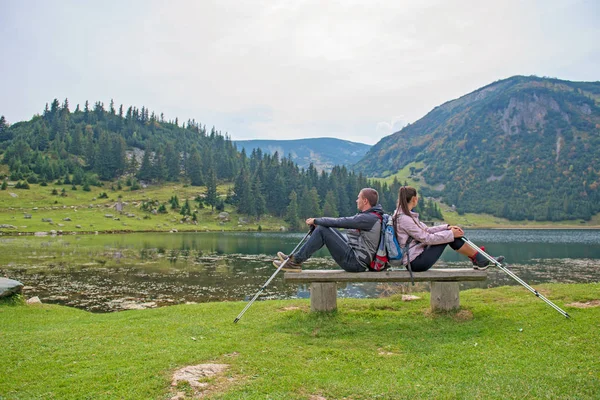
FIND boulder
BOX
[0,278,24,297]
[218,212,230,221]
[26,296,42,305]
[42,218,53,223]
[24,214,32,219]
[9,193,17,198]
[63,217,71,221]
[0,224,17,229]
[76,225,82,228]
[104,214,114,218]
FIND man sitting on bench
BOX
[273,188,382,273]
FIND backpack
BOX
[369,213,403,271]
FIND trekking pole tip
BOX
[233,318,240,324]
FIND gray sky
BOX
[1,0,598,144]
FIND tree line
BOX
[0,99,443,228]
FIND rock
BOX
[32,207,38,211]
[34,232,48,236]
[42,218,53,223]
[9,192,17,198]
[63,217,71,221]
[170,229,178,233]
[50,230,57,235]
[105,214,114,218]
[58,224,65,227]
[26,296,42,305]
[0,224,17,229]
[24,214,32,219]
[127,213,135,218]
[76,225,82,228]
[113,217,120,221]
[401,295,422,301]
[151,209,158,215]
[279,226,287,232]
[218,212,230,221]
[238,218,248,224]
[0,278,24,297]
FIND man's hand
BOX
[449,226,464,238]
[306,218,315,226]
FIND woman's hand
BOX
[306,218,315,226]
[450,226,464,238]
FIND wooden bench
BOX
[283,269,487,312]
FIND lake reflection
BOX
[1,230,600,312]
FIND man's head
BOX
[356,188,378,211]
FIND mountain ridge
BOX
[355,75,600,221]
[234,137,370,172]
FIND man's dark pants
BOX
[293,226,366,272]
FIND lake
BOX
[1,229,600,312]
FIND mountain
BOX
[355,76,600,221]
[234,138,370,172]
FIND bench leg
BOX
[310,282,337,312]
[430,282,460,312]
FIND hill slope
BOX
[234,138,370,171]
[355,76,600,221]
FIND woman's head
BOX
[397,186,418,215]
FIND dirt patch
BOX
[567,300,600,308]
[170,363,235,399]
[453,309,474,321]
[423,308,473,320]
[309,396,327,400]
[278,305,307,312]
[377,348,397,356]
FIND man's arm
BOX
[310,213,378,230]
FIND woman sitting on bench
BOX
[394,186,504,271]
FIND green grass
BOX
[0,182,286,233]
[1,283,599,399]
[372,161,426,187]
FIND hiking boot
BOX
[471,252,505,270]
[272,258,303,272]
[276,251,288,262]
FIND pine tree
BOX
[1,180,7,190]
[285,190,300,230]
[322,190,339,217]
[164,143,180,181]
[205,169,218,211]
[300,187,321,218]
[187,148,203,186]
[137,149,153,181]
[252,174,266,220]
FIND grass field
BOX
[2,179,600,234]
[0,182,287,233]
[1,283,599,399]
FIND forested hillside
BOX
[234,138,370,172]
[0,100,442,226]
[355,76,600,221]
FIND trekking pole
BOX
[234,228,313,323]
[461,237,570,319]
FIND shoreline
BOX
[2,225,600,236]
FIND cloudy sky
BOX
[1,0,598,144]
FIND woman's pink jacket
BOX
[393,211,453,264]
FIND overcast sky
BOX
[1,0,598,144]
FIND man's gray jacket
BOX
[314,204,383,268]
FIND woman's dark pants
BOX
[409,238,465,272]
